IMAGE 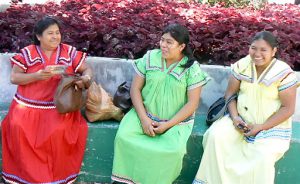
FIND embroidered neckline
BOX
[161,57,182,74]
[254,58,277,83]
[21,46,43,66]
[20,44,75,67]
[146,50,163,71]
[237,57,293,86]
[36,45,61,64]
[145,49,190,80]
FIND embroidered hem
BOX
[192,179,207,184]
[245,128,291,143]
[2,172,78,184]
[146,112,194,125]
[111,174,138,184]
[14,94,56,109]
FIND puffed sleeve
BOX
[278,72,298,91]
[230,55,251,81]
[10,53,28,72]
[187,62,210,90]
[71,47,87,73]
[132,51,148,78]
[231,61,241,81]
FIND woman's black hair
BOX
[33,16,61,45]
[162,23,195,68]
[251,31,279,57]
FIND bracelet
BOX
[232,116,240,120]
[231,115,241,122]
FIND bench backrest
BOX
[1,54,300,121]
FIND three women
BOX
[2,16,297,184]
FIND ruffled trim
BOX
[14,94,56,109]
[231,56,296,87]
[188,78,210,90]
[2,171,78,184]
[192,179,207,184]
[145,50,162,71]
[230,56,253,83]
[18,44,82,68]
[145,49,190,80]
[74,52,86,73]
[168,56,190,80]
[245,127,291,143]
[11,56,27,71]
[56,44,73,65]
[278,79,298,91]
[169,63,189,80]
[132,61,145,78]
[21,45,44,66]
[146,112,194,125]
[231,55,252,76]
[111,174,138,184]
[262,69,293,86]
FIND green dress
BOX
[112,49,209,184]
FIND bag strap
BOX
[209,94,238,123]
[224,94,238,109]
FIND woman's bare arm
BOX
[10,65,54,85]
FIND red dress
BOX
[1,44,88,183]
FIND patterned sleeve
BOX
[10,53,28,72]
[132,51,148,78]
[230,55,251,81]
[278,72,298,91]
[187,62,210,90]
[71,47,87,73]
[231,61,241,81]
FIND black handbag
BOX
[113,81,132,113]
[206,94,237,126]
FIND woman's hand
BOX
[244,124,264,137]
[74,75,92,89]
[140,117,156,137]
[152,121,169,134]
[35,69,55,80]
[232,116,249,133]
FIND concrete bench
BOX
[1,54,300,183]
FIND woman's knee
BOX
[205,119,236,143]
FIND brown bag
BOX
[86,82,124,122]
[54,74,86,113]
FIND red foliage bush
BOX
[0,0,299,70]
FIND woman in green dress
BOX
[111,23,209,184]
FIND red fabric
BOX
[2,44,88,183]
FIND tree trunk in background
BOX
[250,0,267,8]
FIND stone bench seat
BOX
[1,104,300,184]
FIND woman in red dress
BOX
[1,16,92,183]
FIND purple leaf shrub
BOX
[0,0,299,70]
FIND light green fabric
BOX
[112,49,209,184]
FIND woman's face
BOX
[249,39,277,68]
[37,24,61,50]
[160,32,185,60]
